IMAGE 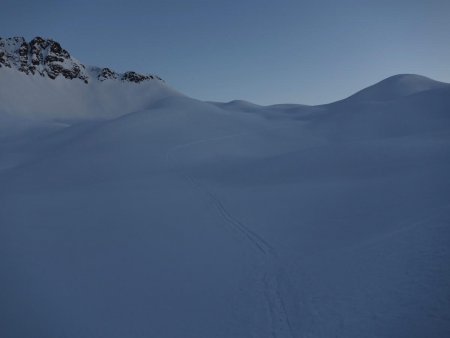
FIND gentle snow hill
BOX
[209,99,264,113]
[210,100,320,121]
[340,74,450,103]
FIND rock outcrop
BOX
[0,36,163,84]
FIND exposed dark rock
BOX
[122,71,153,83]
[98,67,118,81]
[0,51,6,68]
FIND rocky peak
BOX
[0,36,88,83]
[0,36,163,84]
[91,68,163,83]
[121,71,162,83]
[96,67,119,81]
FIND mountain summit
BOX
[0,36,163,84]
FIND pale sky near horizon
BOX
[1,0,449,105]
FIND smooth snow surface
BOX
[1,73,450,338]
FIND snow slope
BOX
[1,68,450,338]
[0,66,180,121]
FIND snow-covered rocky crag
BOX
[1,37,450,338]
[0,36,162,83]
[0,37,173,122]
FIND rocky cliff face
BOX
[0,36,163,84]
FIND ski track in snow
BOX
[166,130,296,338]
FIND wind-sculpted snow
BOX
[0,73,450,338]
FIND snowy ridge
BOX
[0,36,163,84]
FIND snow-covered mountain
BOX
[0,37,179,121]
[1,37,450,338]
[0,36,163,83]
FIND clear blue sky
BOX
[1,0,449,104]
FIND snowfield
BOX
[1,69,450,338]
